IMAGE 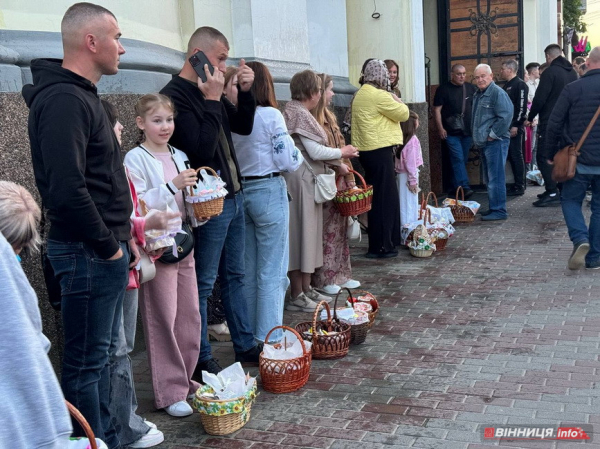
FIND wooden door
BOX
[439,0,524,84]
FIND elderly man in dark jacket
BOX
[546,46,600,270]
[527,44,578,206]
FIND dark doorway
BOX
[433,0,524,191]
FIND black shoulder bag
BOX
[138,144,195,264]
[445,84,467,133]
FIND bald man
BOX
[546,46,600,270]
[23,4,134,448]
[160,27,262,377]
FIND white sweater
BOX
[124,145,202,227]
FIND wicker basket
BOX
[66,400,98,449]
[186,166,225,219]
[259,326,312,394]
[295,301,351,360]
[333,169,373,217]
[410,248,434,258]
[328,287,369,345]
[450,186,475,223]
[346,289,379,328]
[193,384,257,435]
[420,192,450,250]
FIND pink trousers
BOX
[139,249,201,409]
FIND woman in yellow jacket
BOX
[351,59,410,258]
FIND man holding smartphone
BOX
[160,26,260,375]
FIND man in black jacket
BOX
[546,47,600,270]
[500,59,529,196]
[22,4,133,448]
[526,44,578,206]
[161,27,261,376]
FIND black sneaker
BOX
[507,187,525,196]
[537,190,551,199]
[193,358,223,382]
[235,343,264,364]
[479,209,492,216]
[463,188,474,200]
[533,194,560,207]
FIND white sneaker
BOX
[128,427,165,448]
[319,284,341,295]
[304,288,333,303]
[339,279,361,289]
[144,420,157,430]
[285,293,320,312]
[165,400,193,417]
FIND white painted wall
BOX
[0,0,186,51]
[346,0,426,103]
[307,0,348,77]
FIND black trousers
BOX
[359,146,400,254]
[507,132,526,189]
[536,128,558,193]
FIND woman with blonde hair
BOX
[283,70,358,311]
[311,73,361,294]
[0,180,41,256]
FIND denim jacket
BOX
[471,81,513,148]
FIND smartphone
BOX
[189,50,214,83]
[184,160,198,189]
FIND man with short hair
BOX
[22,3,134,448]
[160,27,262,376]
[471,64,513,221]
[433,64,477,198]
[500,59,529,196]
[546,47,600,269]
[526,44,578,207]
[525,62,541,169]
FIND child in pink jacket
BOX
[395,111,423,240]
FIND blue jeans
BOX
[194,193,256,362]
[48,240,129,449]
[446,134,473,190]
[109,288,149,446]
[481,138,510,216]
[561,171,600,265]
[242,176,290,343]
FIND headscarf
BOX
[362,59,390,91]
[283,100,328,145]
[342,59,390,134]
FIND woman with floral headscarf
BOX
[351,59,409,258]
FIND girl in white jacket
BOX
[124,94,201,418]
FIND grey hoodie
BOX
[0,233,72,448]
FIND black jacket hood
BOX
[551,56,575,73]
[22,58,97,108]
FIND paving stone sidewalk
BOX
[132,187,600,448]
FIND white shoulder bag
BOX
[303,159,337,204]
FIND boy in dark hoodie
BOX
[21,4,132,448]
[526,44,578,207]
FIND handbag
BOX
[347,216,362,241]
[303,159,337,204]
[552,105,600,183]
[445,84,467,133]
[39,205,62,311]
[138,251,156,283]
[158,220,194,264]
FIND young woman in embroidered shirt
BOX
[231,61,302,342]
[124,94,202,418]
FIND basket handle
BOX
[332,287,354,322]
[336,169,367,190]
[264,325,309,355]
[423,191,439,208]
[421,207,432,225]
[455,186,465,203]
[66,400,98,449]
[312,300,332,333]
[188,166,222,196]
